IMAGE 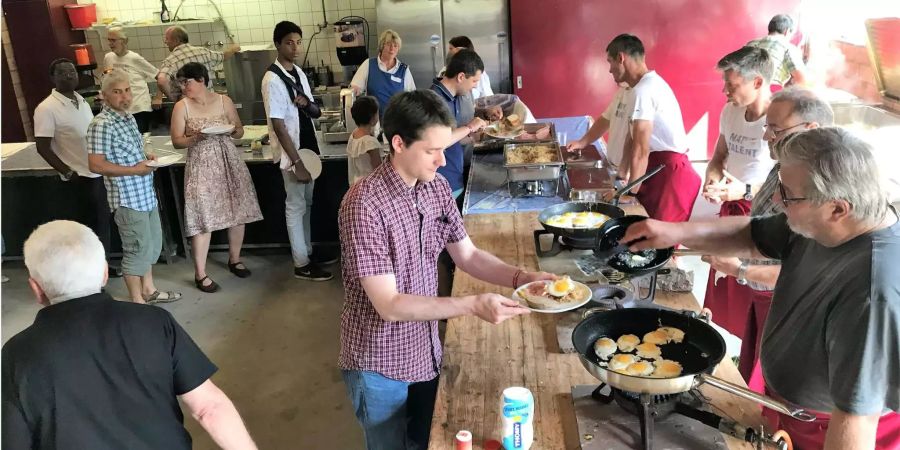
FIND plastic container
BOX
[455,430,472,450]
[500,387,534,449]
[64,3,97,29]
[69,44,96,66]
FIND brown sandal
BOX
[195,276,220,293]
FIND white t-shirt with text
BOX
[718,102,774,185]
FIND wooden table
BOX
[428,211,766,449]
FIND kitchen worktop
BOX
[0,135,349,176]
[428,209,767,450]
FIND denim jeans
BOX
[281,170,314,267]
[342,370,439,450]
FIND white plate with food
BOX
[483,114,525,139]
[201,124,235,135]
[146,154,184,167]
[512,277,593,313]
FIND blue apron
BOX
[365,57,407,119]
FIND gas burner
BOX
[534,229,594,257]
[508,179,560,198]
[612,389,681,419]
[560,235,596,250]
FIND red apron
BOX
[763,393,900,449]
[703,199,755,339]
[635,151,701,223]
[738,289,773,394]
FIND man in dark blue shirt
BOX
[429,49,487,198]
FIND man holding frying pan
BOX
[622,127,900,449]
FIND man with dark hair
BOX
[338,90,553,450]
[346,95,382,185]
[572,33,701,223]
[747,14,808,87]
[33,58,122,278]
[429,49,487,199]
[262,21,331,281]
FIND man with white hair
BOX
[104,26,160,132]
[622,127,900,449]
[1,220,257,450]
[88,69,181,304]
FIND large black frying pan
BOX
[536,164,666,241]
[571,308,815,421]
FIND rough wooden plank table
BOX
[428,211,766,450]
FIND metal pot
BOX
[571,307,816,421]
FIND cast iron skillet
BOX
[593,215,675,277]
[571,307,815,420]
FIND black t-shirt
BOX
[2,293,217,449]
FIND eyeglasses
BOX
[764,122,810,139]
[777,178,807,207]
[176,78,201,87]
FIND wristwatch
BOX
[743,184,754,201]
[62,169,75,181]
[736,261,749,285]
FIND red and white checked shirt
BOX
[338,161,467,382]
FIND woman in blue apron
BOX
[349,29,416,120]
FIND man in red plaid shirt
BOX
[338,90,553,450]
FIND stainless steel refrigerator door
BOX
[443,0,511,94]
[375,0,444,90]
[224,47,277,125]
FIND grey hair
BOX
[771,88,834,126]
[717,46,774,84]
[774,127,888,222]
[168,26,189,44]
[101,68,130,94]
[24,221,106,303]
[107,26,127,40]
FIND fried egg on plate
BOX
[643,330,670,345]
[651,359,684,378]
[608,353,637,371]
[625,361,655,376]
[658,326,685,343]
[547,276,575,297]
[593,337,617,360]
[616,334,641,352]
[635,342,662,360]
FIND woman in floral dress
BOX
[170,62,262,292]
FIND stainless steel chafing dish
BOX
[503,142,564,182]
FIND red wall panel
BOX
[510,0,802,156]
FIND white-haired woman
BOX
[349,29,416,120]
[103,27,159,133]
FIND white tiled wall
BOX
[80,0,378,84]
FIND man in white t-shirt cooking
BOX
[570,34,700,222]
[568,83,633,167]
[33,58,121,277]
[103,27,160,133]
[701,46,776,354]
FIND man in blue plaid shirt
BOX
[87,69,182,305]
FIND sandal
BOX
[195,276,220,293]
[228,261,251,278]
[144,290,183,304]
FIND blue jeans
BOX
[342,370,439,450]
[281,170,314,267]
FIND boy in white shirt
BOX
[346,96,383,185]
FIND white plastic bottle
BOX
[500,387,534,449]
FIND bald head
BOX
[164,26,189,51]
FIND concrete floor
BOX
[1,252,365,450]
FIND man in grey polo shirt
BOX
[621,127,900,449]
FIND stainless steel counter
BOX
[0,136,349,177]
